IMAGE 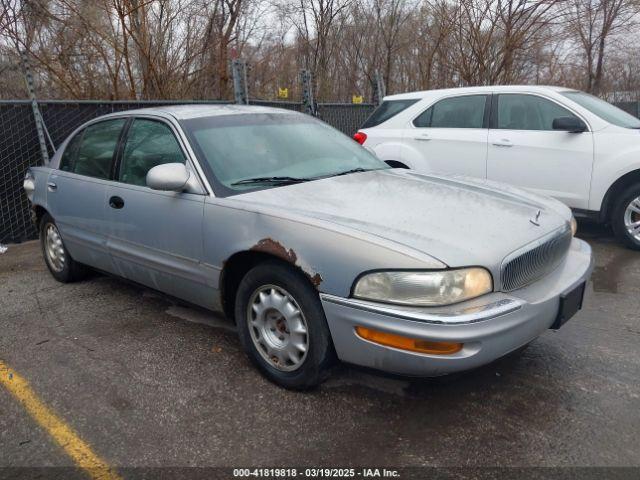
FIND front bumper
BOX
[320,238,594,376]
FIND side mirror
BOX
[146,163,190,191]
[552,117,587,133]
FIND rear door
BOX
[103,116,211,308]
[47,118,126,272]
[486,93,593,208]
[404,94,490,178]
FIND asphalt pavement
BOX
[0,223,639,478]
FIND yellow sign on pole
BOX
[352,95,363,104]
[278,88,289,99]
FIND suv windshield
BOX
[562,91,640,129]
[181,113,388,195]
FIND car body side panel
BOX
[45,170,113,272]
[28,166,52,212]
[403,127,489,178]
[103,183,212,309]
[486,129,594,209]
[363,134,409,165]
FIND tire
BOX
[40,213,87,282]
[234,260,335,390]
[611,183,640,250]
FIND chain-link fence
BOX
[0,99,376,244]
[3,98,640,244]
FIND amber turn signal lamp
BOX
[355,326,463,355]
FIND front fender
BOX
[590,152,640,211]
[202,198,445,298]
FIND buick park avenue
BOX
[24,105,593,389]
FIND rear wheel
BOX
[611,183,640,250]
[40,213,87,282]
[235,261,335,390]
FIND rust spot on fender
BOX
[309,273,323,288]
[251,238,322,289]
[251,238,298,264]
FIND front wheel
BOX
[235,261,335,390]
[611,184,640,250]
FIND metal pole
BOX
[373,70,386,106]
[300,69,317,116]
[20,49,53,164]
[232,59,249,105]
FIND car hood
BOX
[230,169,571,268]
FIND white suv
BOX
[355,85,640,250]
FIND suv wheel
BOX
[611,183,640,250]
[235,260,335,390]
[40,213,87,282]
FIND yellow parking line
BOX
[0,360,121,480]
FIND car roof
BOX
[100,104,299,121]
[384,85,577,101]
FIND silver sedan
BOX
[24,105,593,389]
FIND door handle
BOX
[492,139,513,147]
[47,181,57,191]
[414,133,431,141]
[109,196,125,209]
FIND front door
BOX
[486,94,593,209]
[103,117,211,307]
[405,94,489,178]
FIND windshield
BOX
[562,91,640,129]
[181,113,389,195]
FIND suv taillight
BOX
[353,131,367,145]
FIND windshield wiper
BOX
[230,176,312,186]
[332,167,369,177]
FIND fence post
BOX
[300,69,317,116]
[373,70,386,106]
[231,59,249,105]
[20,49,53,164]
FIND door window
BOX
[497,94,579,131]
[70,119,126,179]
[59,131,84,172]
[413,95,487,128]
[119,119,186,186]
[361,99,419,128]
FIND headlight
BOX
[570,217,577,237]
[353,268,493,306]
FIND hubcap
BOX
[247,285,309,372]
[624,196,640,241]
[44,223,66,272]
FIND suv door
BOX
[48,118,126,272]
[103,117,212,308]
[486,93,593,208]
[405,94,489,178]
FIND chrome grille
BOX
[501,227,572,292]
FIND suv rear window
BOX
[361,99,419,128]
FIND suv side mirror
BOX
[146,163,190,191]
[552,117,587,133]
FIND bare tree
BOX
[2,0,640,101]
[569,0,637,94]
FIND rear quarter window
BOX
[361,99,419,128]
